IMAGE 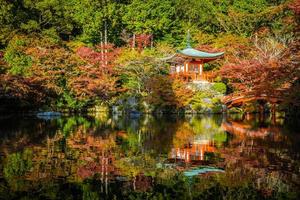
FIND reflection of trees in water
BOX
[0,114,299,199]
[189,115,227,146]
[172,115,227,149]
[0,117,58,152]
[220,117,300,194]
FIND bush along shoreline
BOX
[0,80,283,117]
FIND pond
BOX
[0,113,299,199]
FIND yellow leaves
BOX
[154,42,175,57]
[115,48,141,66]
[213,34,250,49]
[24,47,48,59]
[260,4,285,21]
[145,76,193,110]
[116,48,158,67]
[172,78,194,108]
[193,31,215,46]
[66,41,86,52]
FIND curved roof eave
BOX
[177,48,224,59]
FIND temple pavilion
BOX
[168,33,224,82]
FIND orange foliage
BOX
[289,0,300,15]
[129,34,153,51]
[70,72,117,101]
[145,75,193,109]
[0,74,55,106]
[220,37,299,99]
[70,44,120,101]
[76,43,119,71]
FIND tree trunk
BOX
[104,19,108,67]
[100,31,104,68]
[150,35,153,48]
[132,33,136,49]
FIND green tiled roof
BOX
[177,48,224,59]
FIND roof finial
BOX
[186,30,191,48]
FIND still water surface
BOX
[0,114,299,199]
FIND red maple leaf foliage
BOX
[289,0,300,15]
[220,38,300,101]
[220,60,280,95]
[76,43,119,71]
[129,34,153,50]
[0,74,56,108]
[136,34,152,50]
[70,43,120,101]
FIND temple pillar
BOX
[186,62,189,73]
[200,63,203,75]
[199,63,203,81]
[198,64,201,80]
[186,62,189,81]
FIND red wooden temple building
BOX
[168,33,224,82]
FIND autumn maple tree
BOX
[220,36,298,97]
[145,75,194,110]
[70,44,120,102]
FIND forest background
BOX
[0,0,299,115]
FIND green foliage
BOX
[4,36,32,76]
[190,91,223,113]
[0,0,292,46]
[123,0,181,44]
[228,107,244,114]
[82,182,99,200]
[190,117,225,140]
[56,92,89,111]
[57,116,91,136]
[212,82,227,94]
[4,149,33,178]
[0,0,297,113]
[5,53,32,76]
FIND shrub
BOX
[212,82,227,94]
[190,92,223,113]
[228,107,244,114]
[145,76,193,111]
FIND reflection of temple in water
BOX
[168,118,225,165]
[169,136,216,164]
[1,115,299,197]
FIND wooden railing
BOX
[170,71,215,82]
